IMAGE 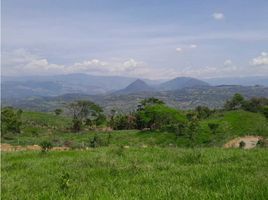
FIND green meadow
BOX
[2,148,268,200]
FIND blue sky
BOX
[2,0,268,79]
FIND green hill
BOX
[2,110,267,147]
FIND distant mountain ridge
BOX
[3,85,268,113]
[158,77,209,91]
[2,73,268,100]
[114,79,154,94]
[204,76,268,86]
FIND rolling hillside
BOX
[159,77,209,91]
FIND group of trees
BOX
[108,97,187,131]
[67,100,106,132]
[2,94,267,139]
[224,93,268,118]
[107,97,202,144]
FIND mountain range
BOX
[2,73,268,112]
[2,74,210,99]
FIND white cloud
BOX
[251,52,268,66]
[3,49,268,79]
[212,12,224,20]
[175,47,182,53]
[2,49,161,78]
[224,59,232,66]
[189,44,197,49]
[2,49,65,76]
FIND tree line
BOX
[2,94,268,139]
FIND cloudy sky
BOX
[2,0,268,79]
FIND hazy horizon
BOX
[2,0,268,79]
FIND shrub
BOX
[208,123,220,134]
[239,141,246,149]
[261,106,268,118]
[89,135,104,148]
[59,172,70,191]
[54,109,63,116]
[256,139,268,148]
[40,141,53,152]
[195,106,211,119]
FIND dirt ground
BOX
[224,136,263,149]
[0,143,70,152]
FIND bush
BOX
[208,123,220,134]
[40,141,53,152]
[195,106,211,119]
[239,141,246,149]
[89,135,104,148]
[54,109,63,116]
[261,106,268,118]
[256,139,268,148]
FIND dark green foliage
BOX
[40,141,53,152]
[54,108,63,116]
[261,106,268,118]
[136,104,186,130]
[1,107,23,134]
[111,114,137,130]
[195,106,212,119]
[95,113,107,126]
[208,123,220,134]
[242,97,268,112]
[185,114,200,146]
[165,123,186,138]
[224,93,245,110]
[224,94,268,119]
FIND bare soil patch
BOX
[224,136,263,149]
[0,143,70,152]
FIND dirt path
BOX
[0,143,70,152]
[224,136,263,149]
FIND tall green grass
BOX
[2,148,268,199]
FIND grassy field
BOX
[1,147,268,199]
[1,110,268,199]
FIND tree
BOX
[242,97,268,113]
[1,107,23,134]
[54,108,63,116]
[185,113,200,147]
[224,93,245,110]
[136,103,186,130]
[137,97,164,111]
[67,100,104,132]
[195,106,211,119]
[110,114,137,130]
